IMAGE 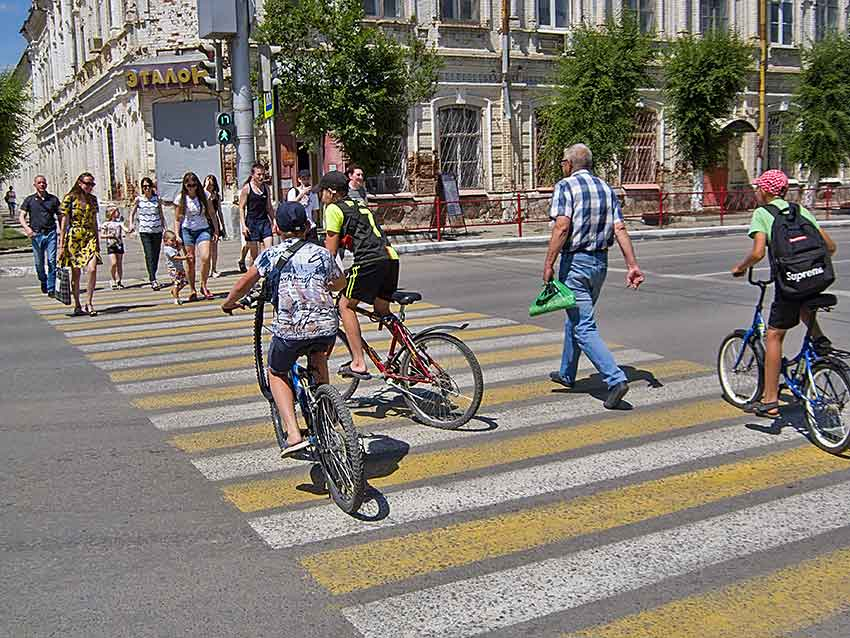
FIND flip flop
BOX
[202,288,215,300]
[187,292,199,303]
[744,400,780,419]
[279,439,310,458]
[69,307,86,317]
[339,363,372,380]
[84,305,98,317]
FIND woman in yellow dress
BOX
[58,173,102,316]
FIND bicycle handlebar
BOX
[748,267,772,288]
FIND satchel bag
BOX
[529,280,577,316]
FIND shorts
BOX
[169,267,188,287]
[246,217,272,242]
[268,334,336,377]
[768,291,812,330]
[344,259,399,305]
[107,243,125,255]
[182,226,211,246]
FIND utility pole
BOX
[757,0,768,175]
[231,0,255,186]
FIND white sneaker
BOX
[211,270,222,279]
[110,281,118,290]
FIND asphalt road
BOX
[2,228,850,637]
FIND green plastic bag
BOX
[529,280,577,316]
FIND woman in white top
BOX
[129,177,166,289]
[175,171,220,301]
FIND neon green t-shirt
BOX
[325,201,399,261]
[748,198,819,241]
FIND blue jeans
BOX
[558,250,627,389]
[32,229,57,293]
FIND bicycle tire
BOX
[717,329,764,408]
[313,384,365,514]
[253,286,274,403]
[803,358,850,455]
[399,332,484,429]
[332,329,360,401]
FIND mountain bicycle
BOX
[717,268,850,454]
[332,290,484,430]
[237,278,365,514]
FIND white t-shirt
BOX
[287,186,319,229]
[182,196,209,231]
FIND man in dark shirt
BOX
[19,175,61,296]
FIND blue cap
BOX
[275,201,308,232]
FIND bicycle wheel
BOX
[399,332,484,429]
[804,359,850,454]
[717,329,764,408]
[330,329,360,401]
[313,384,365,514]
[253,286,287,448]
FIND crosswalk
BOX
[20,276,850,637]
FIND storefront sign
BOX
[125,64,208,89]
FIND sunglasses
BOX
[185,181,199,187]
[142,183,153,188]
[82,180,95,186]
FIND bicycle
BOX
[717,267,850,454]
[332,290,484,430]
[237,277,366,514]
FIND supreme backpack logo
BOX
[765,202,834,300]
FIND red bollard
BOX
[435,197,442,242]
[516,192,523,238]
[658,189,665,228]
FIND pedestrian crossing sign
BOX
[263,91,274,120]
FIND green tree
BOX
[538,13,655,184]
[0,71,29,179]
[662,31,753,196]
[257,0,440,175]
[786,32,850,200]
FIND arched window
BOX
[621,108,658,184]
[438,106,483,189]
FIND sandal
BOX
[202,288,215,300]
[69,307,86,317]
[339,363,372,380]
[84,305,98,317]
[187,292,199,303]
[280,439,310,458]
[744,400,780,418]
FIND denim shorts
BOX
[268,335,336,377]
[246,217,272,242]
[181,226,211,246]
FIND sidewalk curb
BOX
[393,219,850,255]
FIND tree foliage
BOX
[786,32,850,177]
[662,31,753,171]
[257,0,441,174]
[0,71,29,179]
[538,13,655,183]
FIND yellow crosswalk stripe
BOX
[303,444,846,593]
[222,396,733,513]
[57,307,237,331]
[75,310,482,347]
[563,546,850,638]
[115,340,569,385]
[169,421,271,453]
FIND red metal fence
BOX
[368,186,850,239]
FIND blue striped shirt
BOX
[549,169,624,253]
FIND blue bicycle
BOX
[717,268,850,454]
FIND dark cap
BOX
[275,201,308,233]
[318,170,349,192]
[297,168,311,178]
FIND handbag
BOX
[56,267,72,305]
[529,280,576,316]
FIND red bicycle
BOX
[333,290,484,430]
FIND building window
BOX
[769,1,793,45]
[441,0,479,22]
[538,0,569,27]
[438,106,483,189]
[700,0,727,32]
[767,112,792,173]
[624,0,654,33]
[364,0,401,18]
[814,0,838,40]
[621,109,658,184]
[366,134,408,194]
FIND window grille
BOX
[367,135,408,194]
[621,109,658,184]
[767,112,792,174]
[438,106,483,189]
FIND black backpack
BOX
[765,203,834,300]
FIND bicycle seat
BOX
[391,291,422,305]
[804,294,838,311]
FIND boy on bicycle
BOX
[321,170,400,380]
[222,202,345,456]
[731,169,837,418]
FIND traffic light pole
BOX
[230,0,255,187]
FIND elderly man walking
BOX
[542,144,645,409]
